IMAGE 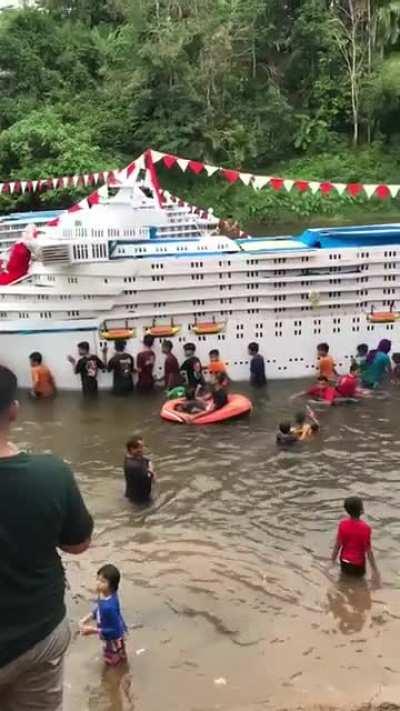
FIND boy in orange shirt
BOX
[317,342,338,381]
[207,349,228,384]
[29,352,56,398]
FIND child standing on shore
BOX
[80,564,127,666]
[331,496,379,581]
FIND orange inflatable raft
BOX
[161,393,252,425]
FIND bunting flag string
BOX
[1,147,400,201]
[149,148,400,201]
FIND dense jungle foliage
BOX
[1,0,400,223]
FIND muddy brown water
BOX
[12,382,400,711]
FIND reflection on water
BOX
[14,381,400,710]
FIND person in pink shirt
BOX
[331,496,379,581]
[335,363,359,399]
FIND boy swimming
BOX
[276,422,298,445]
[292,406,320,440]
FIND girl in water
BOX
[362,339,392,388]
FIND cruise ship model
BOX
[0,157,399,389]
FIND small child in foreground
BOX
[331,496,379,582]
[79,564,127,666]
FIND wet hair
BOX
[248,342,259,354]
[29,351,42,365]
[215,372,226,385]
[378,338,392,354]
[162,339,173,352]
[295,411,306,425]
[126,434,143,451]
[344,496,364,518]
[317,342,329,355]
[209,349,219,358]
[143,334,155,348]
[310,422,319,432]
[392,352,400,364]
[115,340,127,353]
[183,342,196,353]
[78,341,90,353]
[97,564,121,593]
[349,363,358,374]
[0,366,17,415]
[357,343,369,356]
[278,421,292,435]
[317,376,329,383]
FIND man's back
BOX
[0,452,93,668]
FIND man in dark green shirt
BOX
[0,366,93,711]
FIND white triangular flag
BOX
[150,150,164,163]
[32,180,38,191]
[283,179,294,192]
[309,181,321,194]
[9,182,15,193]
[388,184,400,199]
[20,181,27,192]
[364,184,378,199]
[72,175,80,187]
[92,172,99,184]
[205,164,219,176]
[239,172,254,186]
[253,175,270,190]
[135,153,146,171]
[332,183,347,196]
[176,158,189,172]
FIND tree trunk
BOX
[349,0,359,146]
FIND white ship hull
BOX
[0,311,398,390]
[1,163,400,390]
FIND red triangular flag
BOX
[87,191,100,206]
[320,181,334,194]
[13,181,21,194]
[347,183,363,197]
[294,180,310,192]
[1,183,9,193]
[163,155,177,169]
[221,169,239,184]
[47,217,60,227]
[376,184,391,200]
[68,204,82,213]
[126,162,136,177]
[270,178,284,191]
[189,160,204,175]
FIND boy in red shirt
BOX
[331,496,379,580]
[335,363,359,398]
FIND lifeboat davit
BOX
[161,394,252,425]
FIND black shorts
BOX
[340,560,366,577]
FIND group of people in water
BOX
[276,338,396,446]
[27,336,267,405]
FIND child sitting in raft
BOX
[292,376,337,405]
[292,406,320,440]
[335,363,359,399]
[209,372,229,411]
[175,386,207,414]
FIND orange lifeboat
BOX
[100,321,136,341]
[161,394,252,425]
[145,324,181,338]
[192,321,225,335]
[367,312,397,324]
